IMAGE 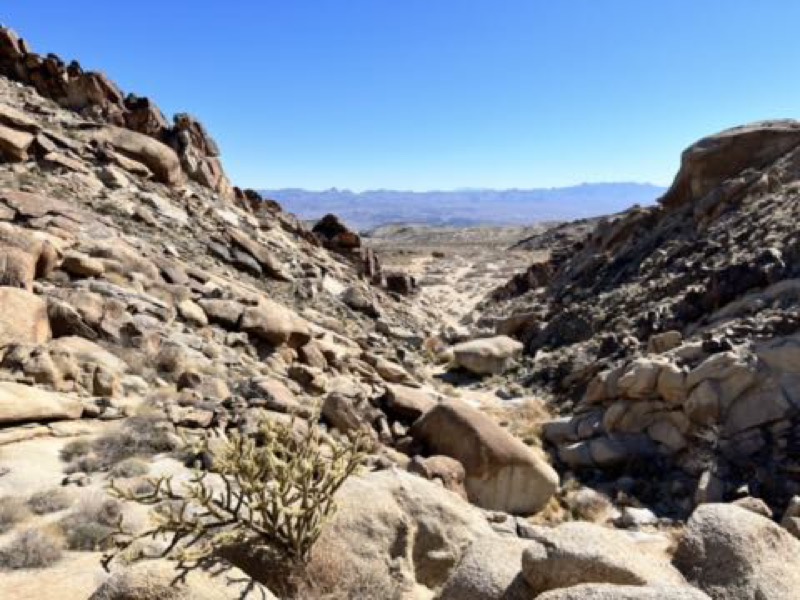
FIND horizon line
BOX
[256,181,670,195]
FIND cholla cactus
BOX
[104,414,368,577]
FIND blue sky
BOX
[5,1,800,190]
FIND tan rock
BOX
[0,246,35,289]
[0,381,83,424]
[91,126,183,186]
[411,400,559,514]
[384,383,438,423]
[521,521,687,593]
[451,335,523,375]
[0,122,34,161]
[674,503,800,600]
[439,535,533,600]
[536,584,711,599]
[0,287,50,347]
[240,299,310,348]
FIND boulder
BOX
[410,400,559,514]
[536,584,711,599]
[0,122,34,161]
[383,384,438,423]
[661,120,800,209]
[240,300,311,348]
[673,503,800,600]
[308,469,495,594]
[91,126,183,185]
[451,336,523,375]
[196,298,243,330]
[408,455,468,499]
[0,246,35,289]
[89,560,273,599]
[781,496,800,539]
[521,521,687,594]
[0,287,51,347]
[0,381,83,424]
[439,535,533,600]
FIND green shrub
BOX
[0,529,63,569]
[106,415,368,590]
[28,488,73,515]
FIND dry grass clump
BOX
[483,396,551,448]
[60,496,123,551]
[0,528,63,569]
[61,415,177,474]
[60,438,92,462]
[290,537,402,600]
[564,486,615,523]
[28,488,73,515]
[109,457,151,479]
[0,496,29,533]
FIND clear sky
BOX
[4,1,800,191]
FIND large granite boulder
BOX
[410,400,558,514]
[0,381,83,424]
[673,503,800,600]
[451,335,523,375]
[521,521,687,594]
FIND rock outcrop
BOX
[490,119,800,513]
[0,26,232,197]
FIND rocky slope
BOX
[486,120,800,519]
[0,23,798,600]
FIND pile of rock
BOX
[488,120,800,513]
[0,26,232,197]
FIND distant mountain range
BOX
[259,183,666,231]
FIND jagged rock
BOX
[0,380,83,424]
[385,272,416,295]
[0,287,50,347]
[674,503,800,600]
[451,335,523,375]
[521,521,687,593]
[0,121,33,161]
[410,400,559,514]
[313,213,361,250]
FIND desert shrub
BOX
[60,496,123,551]
[106,415,368,592]
[109,458,150,479]
[60,438,92,462]
[92,414,177,467]
[290,537,401,600]
[0,496,29,533]
[28,488,73,515]
[0,528,63,569]
[64,453,104,474]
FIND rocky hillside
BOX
[0,23,799,600]
[485,120,800,517]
